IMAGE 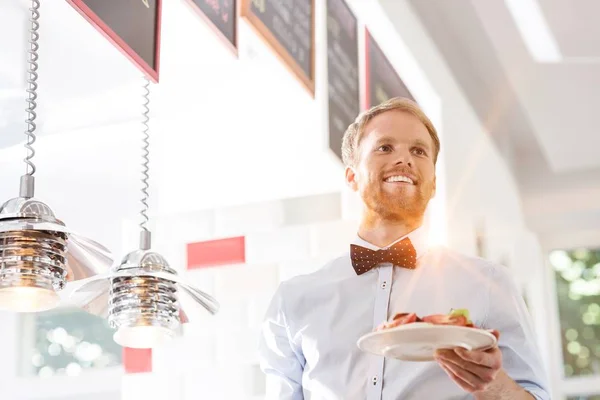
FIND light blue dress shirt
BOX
[258,226,550,399]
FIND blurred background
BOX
[0,0,599,399]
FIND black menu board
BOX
[68,0,162,82]
[365,28,414,108]
[188,0,237,52]
[327,0,359,162]
[241,0,315,95]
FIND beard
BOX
[360,179,434,223]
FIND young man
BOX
[258,97,549,399]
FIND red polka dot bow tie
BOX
[350,238,417,275]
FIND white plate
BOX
[357,322,497,362]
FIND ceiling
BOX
[394,0,600,239]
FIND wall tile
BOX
[215,327,260,366]
[278,256,333,282]
[182,368,225,399]
[214,201,285,236]
[178,269,221,330]
[187,236,245,269]
[182,366,255,399]
[183,268,217,297]
[152,331,216,373]
[340,187,362,221]
[123,348,152,374]
[248,364,266,396]
[310,220,358,258]
[245,226,311,264]
[214,264,279,301]
[154,210,215,244]
[214,299,250,330]
[247,295,274,330]
[122,373,183,400]
[281,192,341,225]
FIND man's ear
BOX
[345,166,359,192]
[431,175,436,198]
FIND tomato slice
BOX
[393,313,419,324]
[375,313,420,331]
[422,314,468,326]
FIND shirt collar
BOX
[351,224,428,259]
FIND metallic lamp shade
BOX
[70,248,219,348]
[108,250,181,348]
[0,197,113,312]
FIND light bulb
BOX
[0,286,59,313]
[113,325,175,349]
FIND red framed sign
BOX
[326,0,359,162]
[186,0,238,56]
[241,0,315,97]
[67,0,163,83]
[364,28,414,109]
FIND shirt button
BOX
[381,281,387,289]
[372,376,378,385]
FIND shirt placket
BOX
[367,264,393,400]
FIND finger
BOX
[438,361,475,393]
[454,347,502,369]
[438,351,497,383]
[438,359,487,392]
[490,329,500,340]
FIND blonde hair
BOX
[341,97,440,167]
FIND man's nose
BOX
[394,150,413,167]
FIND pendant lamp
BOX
[0,0,113,313]
[70,79,219,349]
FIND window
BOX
[550,248,600,378]
[20,307,122,378]
[567,397,600,400]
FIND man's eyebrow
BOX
[412,139,432,151]
[372,136,397,146]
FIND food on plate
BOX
[375,309,476,331]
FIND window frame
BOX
[536,232,600,399]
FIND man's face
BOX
[345,110,436,222]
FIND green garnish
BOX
[449,308,471,323]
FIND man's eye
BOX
[413,148,427,156]
[377,145,392,152]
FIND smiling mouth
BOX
[384,175,415,185]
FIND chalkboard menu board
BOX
[241,0,315,95]
[187,0,237,53]
[327,0,359,162]
[365,28,414,108]
[67,0,162,82]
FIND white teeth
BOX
[385,175,414,184]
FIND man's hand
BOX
[434,330,502,393]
